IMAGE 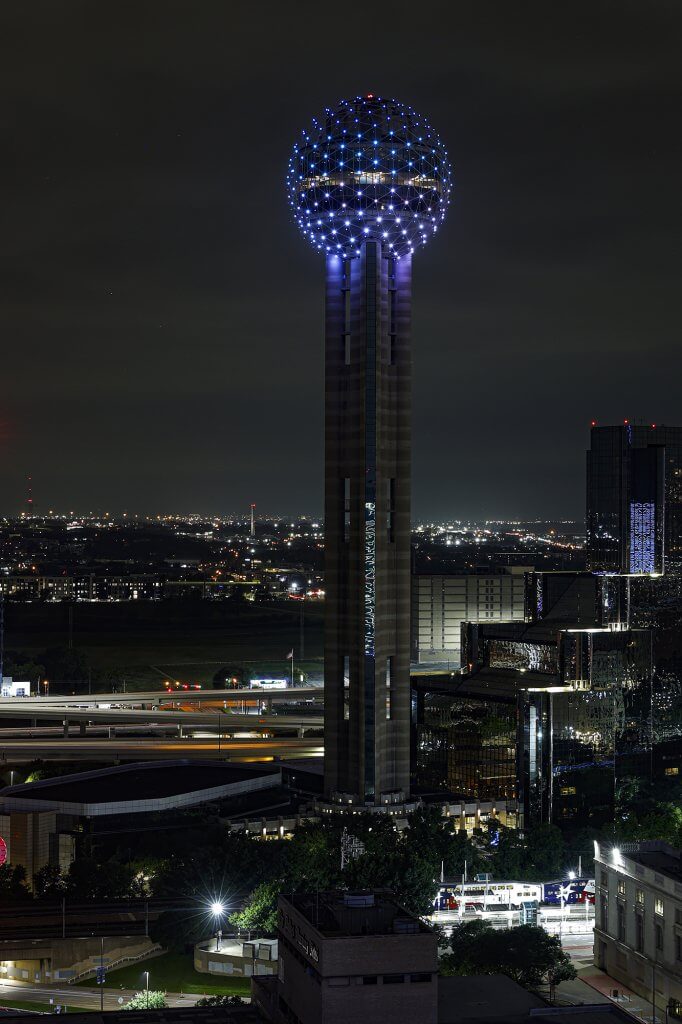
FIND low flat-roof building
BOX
[0,760,280,817]
[253,891,438,1024]
[594,840,682,1015]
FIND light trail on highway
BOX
[0,736,324,763]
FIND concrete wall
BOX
[595,844,682,1011]
[0,937,156,984]
[412,571,527,666]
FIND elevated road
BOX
[0,687,323,707]
[0,735,324,763]
[0,704,323,731]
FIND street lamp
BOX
[211,902,225,951]
[143,970,149,1009]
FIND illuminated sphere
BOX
[287,94,452,259]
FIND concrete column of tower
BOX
[324,243,411,802]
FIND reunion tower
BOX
[287,95,452,805]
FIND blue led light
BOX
[287,94,452,259]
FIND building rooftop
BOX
[438,974,545,1022]
[0,760,280,816]
[438,976,633,1024]
[0,1008,259,1024]
[283,891,430,937]
[627,840,682,882]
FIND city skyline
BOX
[3,3,682,518]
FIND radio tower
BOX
[26,475,34,516]
[250,503,256,538]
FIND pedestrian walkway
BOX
[580,966,664,1024]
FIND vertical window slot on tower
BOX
[343,655,350,720]
[387,478,395,542]
[386,656,393,720]
[343,260,351,365]
[389,262,397,365]
[344,477,351,542]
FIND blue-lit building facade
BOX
[288,96,451,804]
[586,423,682,575]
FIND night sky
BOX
[3,1,681,520]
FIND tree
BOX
[34,863,67,900]
[439,920,493,976]
[0,864,32,903]
[442,924,576,990]
[230,879,280,935]
[616,802,682,847]
[284,821,342,892]
[486,823,528,879]
[66,858,136,900]
[527,824,566,879]
[122,991,167,1010]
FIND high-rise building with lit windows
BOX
[586,423,682,575]
[287,95,451,802]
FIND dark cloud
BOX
[1,0,681,518]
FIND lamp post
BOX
[211,902,225,951]
[143,971,149,1009]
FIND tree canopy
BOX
[441,922,576,989]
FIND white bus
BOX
[434,881,543,912]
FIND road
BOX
[0,979,204,1010]
[0,735,324,763]
[0,707,322,730]
[0,688,322,707]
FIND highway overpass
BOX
[0,703,323,733]
[0,686,323,707]
[0,735,324,764]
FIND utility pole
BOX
[100,936,104,1012]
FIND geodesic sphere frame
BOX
[287,94,452,260]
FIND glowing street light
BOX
[211,901,225,951]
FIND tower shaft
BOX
[324,241,412,802]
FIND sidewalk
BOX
[579,966,664,1024]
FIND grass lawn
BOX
[77,952,251,997]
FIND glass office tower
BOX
[587,423,682,574]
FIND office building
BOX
[587,423,682,574]
[287,95,451,803]
[411,568,528,667]
[413,571,658,826]
[0,810,75,887]
[252,891,438,1024]
[594,840,682,1015]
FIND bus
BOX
[434,881,543,912]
